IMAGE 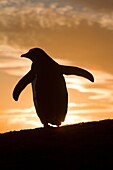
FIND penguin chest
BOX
[31,67,68,124]
[32,75,38,109]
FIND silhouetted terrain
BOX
[0,119,113,169]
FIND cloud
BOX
[0,0,113,35]
[4,107,35,114]
[1,106,43,131]
[0,44,31,76]
[59,0,113,11]
[65,70,113,101]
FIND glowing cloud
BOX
[0,0,113,32]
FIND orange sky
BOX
[0,0,113,133]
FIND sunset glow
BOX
[0,0,113,133]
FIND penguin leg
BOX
[44,123,51,128]
[60,65,94,82]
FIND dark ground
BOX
[0,119,113,169]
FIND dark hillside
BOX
[0,119,113,169]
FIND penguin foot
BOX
[44,123,51,128]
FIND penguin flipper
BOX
[60,65,94,82]
[13,70,35,101]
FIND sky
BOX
[0,0,113,133]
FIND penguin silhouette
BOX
[13,48,94,128]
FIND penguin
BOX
[13,48,94,128]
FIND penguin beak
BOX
[21,53,28,58]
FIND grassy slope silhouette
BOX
[0,119,113,169]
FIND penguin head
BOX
[21,48,47,62]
